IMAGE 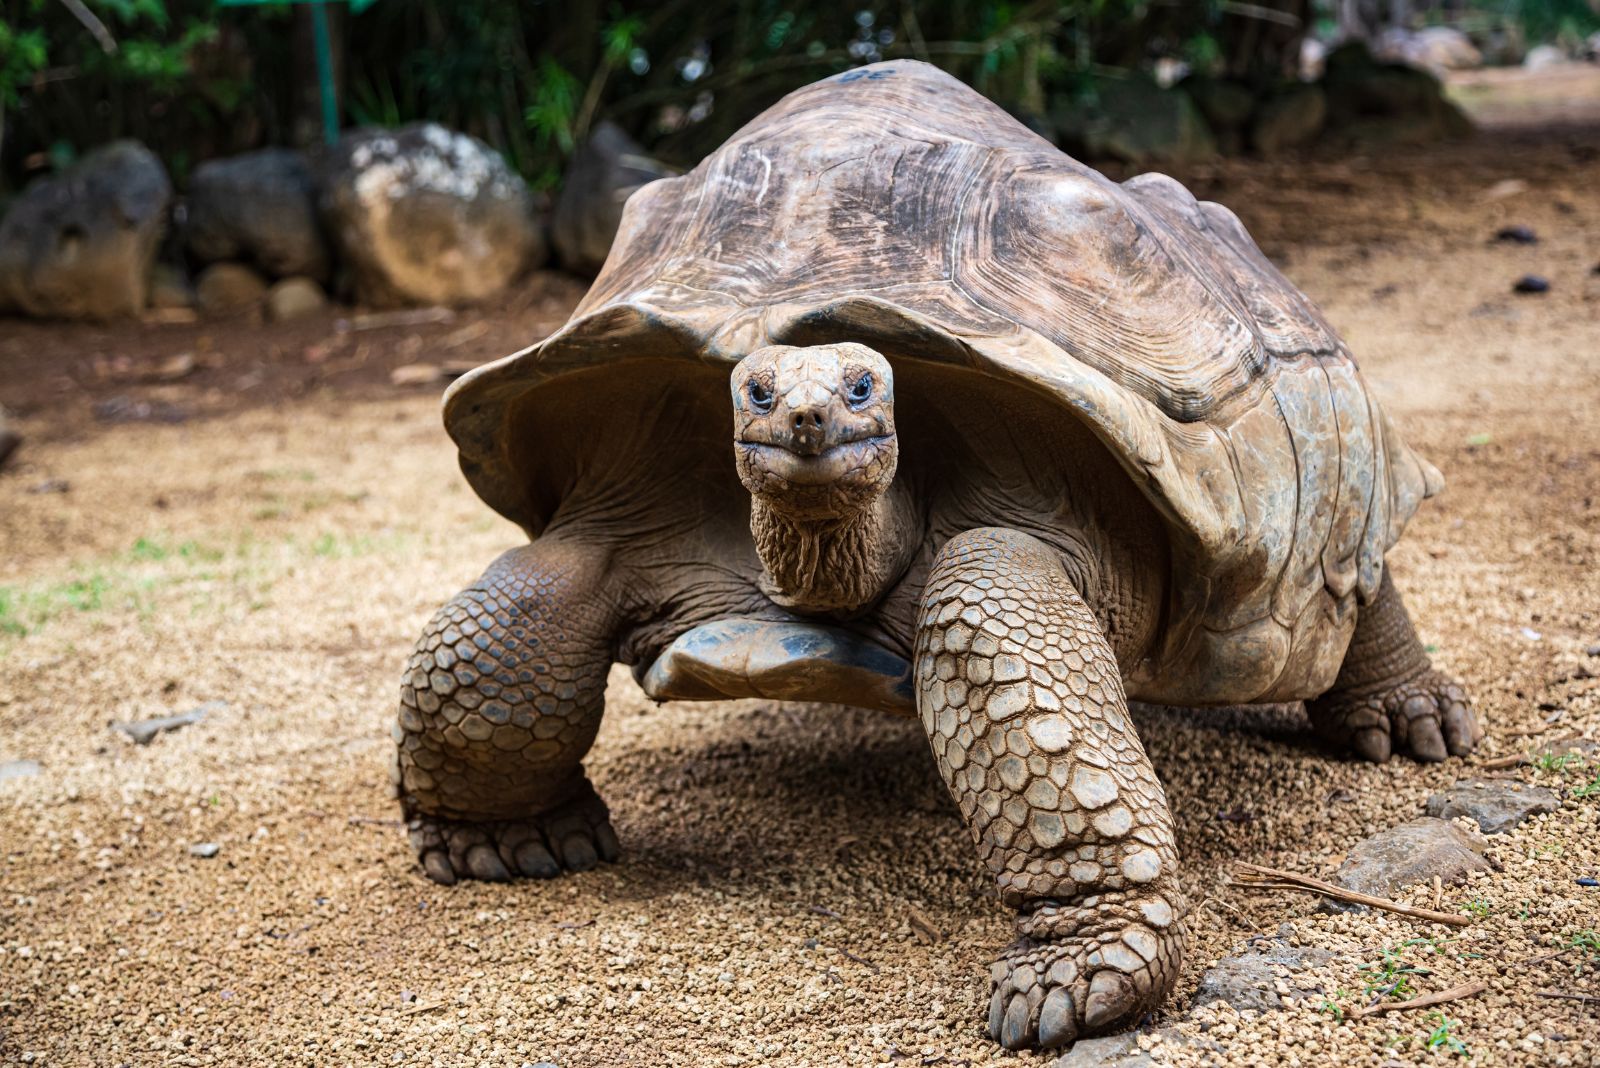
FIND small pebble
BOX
[1512,275,1549,294]
[1493,224,1537,244]
[189,842,220,858]
[1585,643,1600,657]
[1578,877,1598,888]
[0,759,42,783]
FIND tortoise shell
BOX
[445,60,1440,705]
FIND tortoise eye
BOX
[747,379,774,413]
[848,373,873,404]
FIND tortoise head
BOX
[731,343,897,521]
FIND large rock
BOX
[1253,84,1327,158]
[0,141,171,320]
[1425,779,1559,835]
[195,262,268,317]
[318,123,543,307]
[1054,77,1216,165]
[1183,78,1256,155]
[1523,44,1567,71]
[551,121,672,276]
[1321,47,1472,148]
[264,276,328,322]
[185,148,330,281]
[1377,27,1482,73]
[1330,817,1491,902]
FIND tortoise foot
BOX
[987,896,1183,1051]
[407,777,619,885]
[1309,667,1481,764]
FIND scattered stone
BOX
[111,701,221,745]
[1252,84,1327,158]
[1425,779,1559,834]
[27,479,69,494]
[1493,225,1538,244]
[319,123,544,306]
[390,363,444,387]
[0,759,42,783]
[195,262,269,316]
[147,262,195,309]
[1513,274,1550,294]
[1052,1025,1199,1068]
[1192,928,1336,1012]
[1481,178,1528,201]
[185,148,330,281]
[551,121,673,276]
[264,276,329,322]
[0,140,172,320]
[189,842,220,859]
[92,396,190,424]
[1586,643,1600,657]
[1328,818,1491,906]
[1054,1032,1147,1068]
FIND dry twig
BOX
[1232,862,1470,927]
[1536,990,1600,1005]
[1357,981,1488,1017]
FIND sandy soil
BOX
[3,74,1600,1068]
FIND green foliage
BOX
[1570,929,1600,974]
[1424,1011,1469,1055]
[1361,944,1432,1000]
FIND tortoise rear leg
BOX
[392,540,622,884]
[1307,567,1482,763]
[917,529,1188,1052]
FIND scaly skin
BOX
[1307,568,1482,763]
[916,528,1187,1050]
[392,541,622,884]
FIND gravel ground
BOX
[3,82,1600,1068]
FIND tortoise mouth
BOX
[736,435,893,487]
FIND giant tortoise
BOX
[392,61,1480,1051]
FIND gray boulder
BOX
[551,121,672,276]
[319,123,544,307]
[1523,44,1567,71]
[1184,78,1256,155]
[185,148,330,281]
[1253,84,1327,158]
[1054,77,1216,165]
[1329,817,1491,904]
[1321,49,1473,148]
[1426,779,1559,835]
[264,276,328,322]
[1377,27,1482,74]
[0,141,171,320]
[195,262,268,317]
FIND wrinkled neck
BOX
[751,481,918,615]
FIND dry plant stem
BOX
[1535,991,1600,1005]
[1357,981,1489,1017]
[1479,753,1529,770]
[1232,862,1470,927]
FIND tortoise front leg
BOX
[392,539,622,884]
[916,529,1188,1051]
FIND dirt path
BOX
[3,84,1599,1067]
